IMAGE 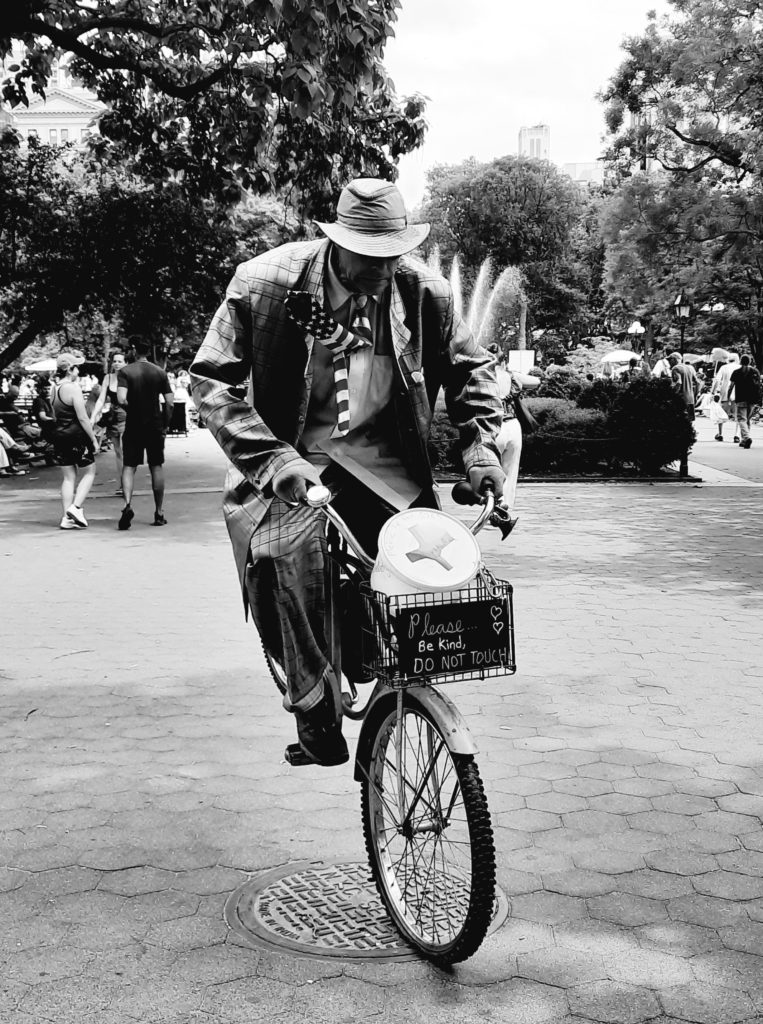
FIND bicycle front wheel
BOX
[361,701,496,963]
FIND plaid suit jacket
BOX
[190,239,502,588]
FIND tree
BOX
[600,171,763,365]
[422,156,600,340]
[3,0,427,213]
[601,1,763,183]
[0,137,290,370]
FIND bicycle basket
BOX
[361,571,515,688]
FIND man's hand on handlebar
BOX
[273,462,324,505]
[468,465,505,500]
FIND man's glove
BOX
[273,460,323,505]
[468,465,505,500]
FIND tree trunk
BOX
[0,309,59,372]
[517,298,527,350]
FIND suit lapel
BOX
[390,278,413,368]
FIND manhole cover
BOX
[224,860,508,962]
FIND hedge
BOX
[427,375,696,477]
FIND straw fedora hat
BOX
[316,178,430,258]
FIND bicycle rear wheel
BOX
[361,700,495,963]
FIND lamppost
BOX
[673,290,692,356]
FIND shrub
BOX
[535,367,585,401]
[608,378,696,475]
[522,399,612,474]
[576,378,623,413]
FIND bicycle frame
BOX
[315,488,499,778]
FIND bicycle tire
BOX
[361,701,496,964]
[262,643,287,697]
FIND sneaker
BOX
[66,504,88,528]
[59,516,77,530]
[714,434,723,442]
[740,437,753,449]
[153,512,167,526]
[734,436,740,443]
[118,506,135,531]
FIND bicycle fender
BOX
[353,686,478,783]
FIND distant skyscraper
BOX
[518,124,550,160]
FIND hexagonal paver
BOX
[543,869,617,898]
[517,946,609,987]
[613,777,675,798]
[490,917,554,955]
[588,892,668,927]
[692,870,763,901]
[667,894,751,929]
[626,810,696,834]
[587,793,652,815]
[494,808,561,832]
[716,849,763,876]
[562,810,629,833]
[717,792,763,817]
[636,920,723,956]
[510,890,588,925]
[718,920,763,955]
[554,777,613,798]
[605,947,696,987]
[643,849,718,876]
[652,794,717,815]
[613,869,693,900]
[98,866,178,897]
[660,982,756,1023]
[692,811,760,835]
[568,979,660,1023]
[572,848,646,874]
[526,792,588,814]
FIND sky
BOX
[382,0,670,208]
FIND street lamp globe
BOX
[673,290,692,355]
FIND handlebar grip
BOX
[451,481,480,506]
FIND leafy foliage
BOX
[601,1,763,182]
[0,137,290,369]
[421,156,605,340]
[3,0,427,212]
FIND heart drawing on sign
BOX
[490,606,502,620]
[492,621,504,635]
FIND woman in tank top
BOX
[92,350,127,494]
[51,352,99,530]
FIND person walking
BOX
[91,351,128,494]
[728,355,762,449]
[669,352,699,477]
[709,394,730,441]
[711,352,740,441]
[51,352,99,529]
[116,338,174,530]
[494,350,539,525]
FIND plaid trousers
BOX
[244,472,397,713]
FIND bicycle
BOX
[263,480,516,964]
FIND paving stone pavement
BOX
[1,428,762,1024]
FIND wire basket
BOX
[360,570,515,688]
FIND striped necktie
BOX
[283,290,373,435]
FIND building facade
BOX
[1,47,103,144]
[518,124,550,160]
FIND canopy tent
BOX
[24,357,57,372]
[601,350,639,364]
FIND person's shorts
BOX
[105,419,126,442]
[123,427,165,467]
[54,437,95,468]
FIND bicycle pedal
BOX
[284,743,313,766]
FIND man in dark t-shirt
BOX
[116,338,174,529]
[728,354,762,449]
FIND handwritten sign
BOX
[394,598,514,679]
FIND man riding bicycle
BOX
[190,178,505,767]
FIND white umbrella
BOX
[710,347,730,363]
[24,357,57,372]
[601,350,638,364]
[682,353,706,364]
